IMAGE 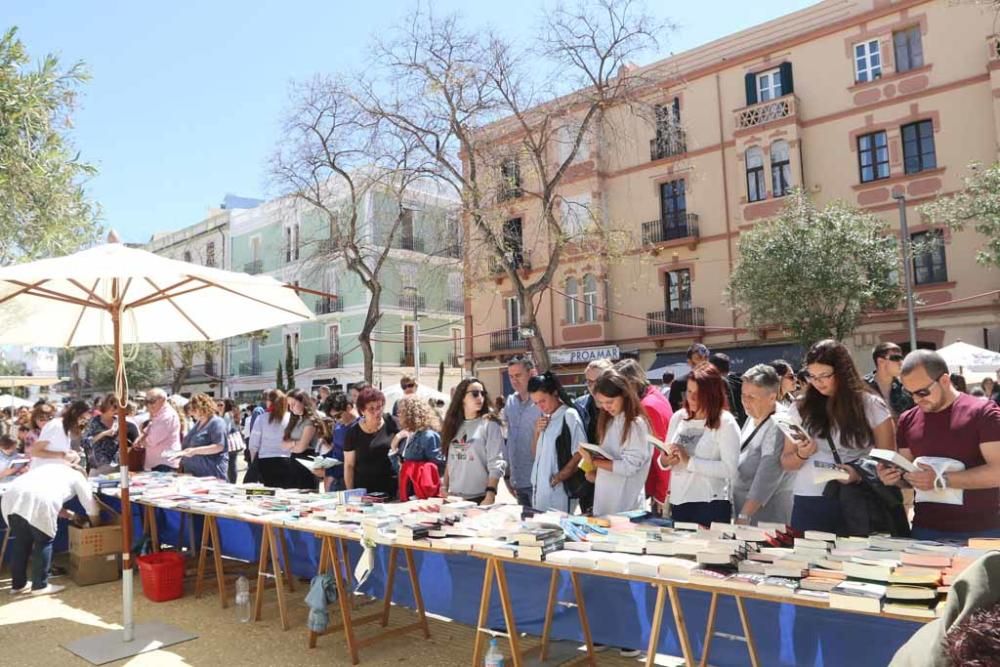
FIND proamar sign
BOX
[548,346,620,366]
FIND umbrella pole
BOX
[111,283,135,643]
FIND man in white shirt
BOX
[2,462,101,595]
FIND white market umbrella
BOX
[0,375,67,388]
[936,341,1000,374]
[0,234,313,651]
[383,382,451,412]
[0,393,33,408]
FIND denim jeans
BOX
[8,513,55,591]
[911,525,1000,542]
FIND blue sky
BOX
[8,0,814,243]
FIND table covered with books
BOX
[89,472,993,667]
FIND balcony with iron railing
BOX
[315,296,343,315]
[243,259,263,275]
[398,293,426,311]
[734,95,798,131]
[649,129,687,161]
[646,307,705,337]
[488,249,532,276]
[489,327,529,352]
[445,298,465,314]
[399,351,428,367]
[238,361,262,376]
[315,353,340,369]
[394,237,426,253]
[641,213,700,245]
[448,352,463,368]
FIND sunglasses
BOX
[903,373,945,399]
[402,383,416,390]
[466,389,484,398]
[884,354,904,362]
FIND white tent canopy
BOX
[0,375,66,388]
[936,341,1000,373]
[0,243,312,347]
[383,383,452,413]
[0,394,34,408]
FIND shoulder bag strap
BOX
[739,412,773,452]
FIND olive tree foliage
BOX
[270,76,433,383]
[0,28,101,264]
[359,0,668,371]
[88,346,163,393]
[727,192,902,348]
[920,161,1000,269]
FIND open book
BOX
[773,412,809,443]
[295,456,343,471]
[813,460,850,484]
[868,449,919,473]
[578,442,611,460]
[646,435,672,455]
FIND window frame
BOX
[564,277,579,325]
[756,68,783,102]
[745,147,766,203]
[901,120,936,175]
[911,230,947,285]
[665,269,692,313]
[854,39,882,83]
[893,26,924,73]
[770,140,792,197]
[857,130,890,183]
[582,274,598,322]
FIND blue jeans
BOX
[790,495,845,535]
[8,513,54,591]
[911,525,1000,542]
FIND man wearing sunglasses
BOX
[877,349,1000,541]
[864,342,914,420]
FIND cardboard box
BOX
[70,553,121,586]
[68,521,122,558]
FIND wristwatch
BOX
[485,486,498,494]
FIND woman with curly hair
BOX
[389,395,445,499]
[179,393,228,480]
[440,378,506,505]
[780,339,895,536]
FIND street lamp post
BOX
[893,193,919,352]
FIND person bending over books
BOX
[343,388,399,498]
[526,371,587,513]
[780,340,895,536]
[440,378,506,505]
[657,363,741,526]
[579,370,651,517]
[389,395,445,500]
[877,349,1000,542]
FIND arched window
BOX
[582,274,598,322]
[565,277,579,325]
[770,140,791,197]
[745,147,765,202]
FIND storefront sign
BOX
[549,345,620,366]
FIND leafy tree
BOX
[88,347,164,393]
[158,341,220,395]
[275,362,285,392]
[920,161,1000,269]
[285,342,296,390]
[0,28,101,263]
[728,192,902,348]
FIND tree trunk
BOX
[358,286,382,384]
[518,293,551,372]
[171,368,189,396]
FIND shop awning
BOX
[646,342,805,382]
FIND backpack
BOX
[555,417,593,501]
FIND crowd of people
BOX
[1,342,998,598]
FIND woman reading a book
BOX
[283,389,325,490]
[178,393,229,480]
[526,371,587,513]
[657,363,741,526]
[579,370,651,517]
[440,378,506,505]
[779,339,895,536]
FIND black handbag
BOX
[555,418,593,501]
[822,441,910,537]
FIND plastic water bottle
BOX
[235,576,251,622]
[484,637,504,667]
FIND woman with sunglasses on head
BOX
[248,389,293,488]
[527,372,588,513]
[769,360,799,408]
[780,339,895,536]
[440,378,506,505]
[579,369,652,517]
[658,363,742,526]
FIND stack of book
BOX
[510,524,565,561]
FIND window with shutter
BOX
[756,68,783,102]
[893,27,923,73]
[770,140,792,197]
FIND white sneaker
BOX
[9,586,30,596]
[30,584,65,596]
[619,648,641,658]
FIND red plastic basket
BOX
[136,552,185,602]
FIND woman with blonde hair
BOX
[389,395,445,499]
[179,393,228,479]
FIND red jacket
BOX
[399,460,441,500]
[642,386,673,504]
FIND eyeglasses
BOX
[805,370,835,383]
[402,383,416,390]
[466,390,484,398]
[885,354,904,362]
[903,373,945,399]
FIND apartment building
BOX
[467,0,1000,397]
[226,181,465,402]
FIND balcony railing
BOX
[398,293,426,311]
[316,296,343,315]
[238,361,262,376]
[445,298,465,314]
[315,353,340,369]
[318,238,340,254]
[489,249,533,276]
[489,327,529,352]
[448,352,463,368]
[649,129,687,161]
[497,184,523,202]
[646,308,706,337]
[395,237,426,253]
[243,259,263,275]
[399,351,428,367]
[641,213,700,245]
[734,95,798,131]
